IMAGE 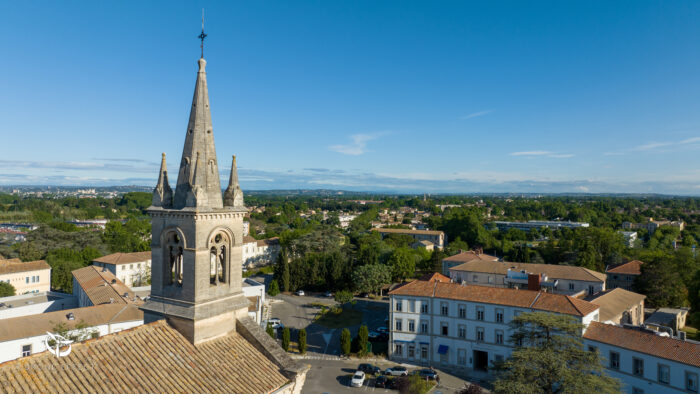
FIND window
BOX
[21,344,31,357]
[496,330,504,344]
[688,371,699,392]
[476,327,484,342]
[395,300,403,312]
[458,325,466,338]
[441,303,448,316]
[568,282,575,291]
[496,309,504,323]
[633,357,644,377]
[476,307,484,321]
[657,364,670,384]
[408,345,415,358]
[441,323,448,336]
[458,349,467,365]
[421,302,428,313]
[609,351,620,370]
[409,300,416,313]
[408,320,415,333]
[421,346,428,359]
[395,319,402,332]
[25,277,29,284]
[588,285,595,295]
[394,344,403,356]
[458,304,466,318]
[472,274,479,282]
[420,321,429,334]
[488,276,493,284]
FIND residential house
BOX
[0,258,51,294]
[606,260,643,291]
[586,288,646,325]
[92,251,152,287]
[72,265,140,308]
[242,236,281,268]
[441,251,499,275]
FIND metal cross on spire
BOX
[198,9,207,58]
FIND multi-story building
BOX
[491,220,589,232]
[92,251,152,287]
[441,251,499,275]
[0,258,51,294]
[585,288,646,326]
[72,265,140,308]
[242,278,266,325]
[606,260,643,291]
[388,273,600,373]
[622,218,685,234]
[377,228,446,250]
[619,231,638,248]
[448,259,606,296]
[583,322,700,394]
[242,236,281,268]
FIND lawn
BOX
[314,307,363,329]
[682,326,698,340]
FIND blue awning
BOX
[437,345,449,354]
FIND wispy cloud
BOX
[329,133,387,155]
[509,151,574,159]
[624,136,700,153]
[632,141,674,151]
[460,110,493,120]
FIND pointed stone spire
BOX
[224,155,244,208]
[152,153,173,207]
[173,57,223,209]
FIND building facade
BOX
[491,220,589,231]
[441,250,499,275]
[92,251,151,287]
[242,236,281,269]
[377,228,446,249]
[0,259,51,294]
[606,260,643,291]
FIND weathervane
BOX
[198,9,207,58]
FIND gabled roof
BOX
[376,228,444,236]
[71,266,136,305]
[442,250,499,263]
[0,304,142,343]
[417,272,451,283]
[0,259,50,275]
[586,288,646,322]
[0,320,289,393]
[389,279,599,317]
[449,260,606,283]
[584,321,700,367]
[92,251,151,265]
[606,260,643,275]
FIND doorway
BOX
[474,350,489,371]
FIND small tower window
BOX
[165,232,183,287]
[209,232,228,285]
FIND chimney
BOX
[527,274,541,291]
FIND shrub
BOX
[266,323,275,338]
[340,328,351,355]
[357,325,369,356]
[281,327,290,351]
[298,329,307,354]
[268,279,280,296]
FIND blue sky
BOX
[2,1,700,194]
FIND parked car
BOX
[295,290,305,296]
[414,368,438,380]
[374,375,390,388]
[350,371,365,387]
[267,318,282,329]
[384,366,408,376]
[324,291,333,298]
[357,363,380,375]
[368,331,388,341]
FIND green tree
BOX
[357,325,369,356]
[395,374,432,394]
[268,279,280,296]
[340,328,351,356]
[635,256,688,307]
[352,264,392,295]
[281,327,290,351]
[298,328,307,354]
[0,282,16,297]
[493,312,620,394]
[388,248,415,282]
[266,322,275,338]
[334,290,354,305]
[282,257,290,292]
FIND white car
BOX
[295,290,305,296]
[350,371,365,387]
[268,318,282,329]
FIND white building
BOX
[0,291,77,320]
[388,273,600,373]
[242,278,266,324]
[338,214,357,228]
[0,303,143,363]
[0,258,51,294]
[92,251,151,287]
[441,251,499,275]
[584,322,700,394]
[242,236,281,268]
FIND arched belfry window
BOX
[165,232,183,286]
[209,232,229,285]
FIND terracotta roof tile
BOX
[93,251,151,265]
[0,320,289,393]
[584,321,700,367]
[606,260,643,275]
[450,260,606,282]
[443,251,499,263]
[586,288,646,322]
[0,259,50,275]
[417,272,451,283]
[72,266,137,305]
[376,228,444,236]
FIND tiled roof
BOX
[606,260,643,275]
[92,251,151,265]
[442,251,499,263]
[449,260,606,282]
[0,259,50,275]
[417,272,451,283]
[390,280,599,317]
[586,288,646,322]
[376,228,444,236]
[584,321,700,367]
[0,320,289,393]
[72,266,137,305]
[257,237,280,247]
[0,304,142,342]
[243,235,258,244]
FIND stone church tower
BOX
[141,55,249,344]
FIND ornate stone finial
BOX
[224,154,244,208]
[198,9,207,59]
[152,153,173,207]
